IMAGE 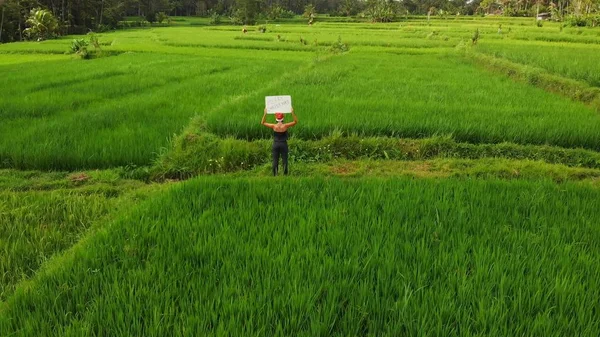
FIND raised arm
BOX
[261,108,275,129]
[284,108,298,127]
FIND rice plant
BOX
[0,169,155,301]
[476,40,600,86]
[1,19,599,170]
[2,177,599,336]
[205,52,600,150]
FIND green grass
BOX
[476,40,600,86]
[463,52,600,112]
[231,158,600,186]
[2,176,599,336]
[206,51,600,150]
[0,169,158,301]
[0,54,71,65]
[1,20,599,170]
[2,17,600,337]
[0,52,306,169]
[151,127,600,179]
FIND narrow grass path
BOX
[150,128,600,180]
[234,158,600,185]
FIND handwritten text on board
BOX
[265,96,292,114]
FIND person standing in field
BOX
[261,108,298,176]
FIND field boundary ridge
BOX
[149,129,600,180]
[465,51,600,111]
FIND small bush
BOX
[145,12,156,23]
[471,28,479,44]
[267,5,294,20]
[88,33,100,50]
[209,11,221,25]
[95,24,112,32]
[156,12,169,24]
[229,9,245,25]
[303,4,316,18]
[24,8,60,41]
[69,34,102,60]
[70,39,89,59]
[364,0,398,23]
[330,35,349,54]
[229,7,256,25]
[566,16,587,27]
[280,9,295,18]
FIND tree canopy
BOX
[1,0,599,43]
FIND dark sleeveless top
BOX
[273,130,288,143]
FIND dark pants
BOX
[272,142,289,176]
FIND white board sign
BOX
[265,95,292,114]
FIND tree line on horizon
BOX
[0,0,599,42]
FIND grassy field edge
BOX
[149,124,600,180]
[465,51,600,111]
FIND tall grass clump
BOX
[151,128,600,179]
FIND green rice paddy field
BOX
[2,17,600,169]
[1,16,600,335]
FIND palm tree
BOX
[23,8,59,41]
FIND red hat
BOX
[275,113,284,121]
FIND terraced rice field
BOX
[1,17,600,169]
[1,16,600,336]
